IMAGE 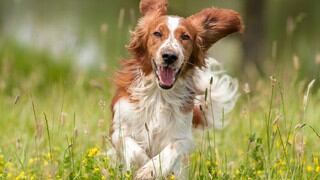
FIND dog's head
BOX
[128,0,243,90]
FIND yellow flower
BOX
[28,159,34,165]
[7,173,13,178]
[125,171,132,179]
[93,167,100,173]
[28,158,38,166]
[5,162,13,169]
[279,159,286,166]
[217,169,222,176]
[316,166,320,173]
[30,174,36,180]
[5,161,14,173]
[314,157,319,165]
[257,170,263,176]
[168,174,175,180]
[306,165,313,173]
[16,171,27,180]
[82,159,87,166]
[46,152,52,159]
[87,147,100,158]
[205,160,211,167]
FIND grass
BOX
[1,42,320,179]
[1,0,319,178]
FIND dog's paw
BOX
[135,163,156,180]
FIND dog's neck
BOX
[129,69,196,113]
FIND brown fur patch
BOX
[187,8,243,51]
[140,0,168,16]
[111,3,243,132]
[192,105,205,128]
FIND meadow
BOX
[1,0,320,179]
[0,42,320,180]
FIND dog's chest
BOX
[129,91,192,155]
[119,79,193,154]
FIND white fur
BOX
[194,57,239,128]
[112,69,194,178]
[167,16,180,32]
[155,16,184,68]
[111,58,238,178]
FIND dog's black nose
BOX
[162,53,178,64]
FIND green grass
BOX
[1,0,319,178]
[0,43,320,180]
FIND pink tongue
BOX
[159,67,175,86]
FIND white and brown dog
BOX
[110,0,243,179]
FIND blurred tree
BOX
[242,0,267,77]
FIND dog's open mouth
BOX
[153,61,181,90]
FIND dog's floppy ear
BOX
[127,18,149,59]
[187,8,243,51]
[140,0,168,16]
[127,0,168,60]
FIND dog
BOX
[110,0,243,179]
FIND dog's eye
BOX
[153,31,162,37]
[181,34,190,41]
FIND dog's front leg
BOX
[113,136,150,170]
[112,99,150,169]
[124,137,151,169]
[135,139,192,179]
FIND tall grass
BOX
[1,58,320,179]
[0,29,320,180]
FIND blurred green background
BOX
[0,1,320,178]
[1,0,319,94]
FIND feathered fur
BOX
[110,0,243,178]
